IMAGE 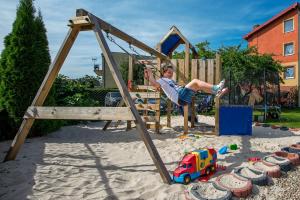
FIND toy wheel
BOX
[184,175,191,185]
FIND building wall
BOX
[102,52,130,88]
[247,9,300,106]
[248,9,298,64]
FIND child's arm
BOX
[144,68,160,89]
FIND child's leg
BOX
[185,79,225,94]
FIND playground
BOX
[1,1,300,200]
[0,117,300,199]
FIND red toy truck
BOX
[173,148,217,184]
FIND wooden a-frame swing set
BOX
[3,9,172,184]
[3,9,223,184]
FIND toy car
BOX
[172,148,217,184]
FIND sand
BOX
[252,161,278,171]
[189,182,228,199]
[219,174,248,189]
[0,115,300,200]
[264,155,289,164]
[240,167,262,178]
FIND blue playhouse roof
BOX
[161,34,182,55]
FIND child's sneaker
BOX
[212,79,226,94]
[216,88,229,98]
[218,79,226,90]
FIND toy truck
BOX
[172,148,217,184]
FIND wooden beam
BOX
[130,92,160,99]
[90,15,171,184]
[183,104,189,134]
[136,104,160,111]
[76,9,169,61]
[191,59,198,80]
[171,59,177,81]
[178,59,185,85]
[68,16,92,26]
[215,53,221,83]
[214,97,220,136]
[24,106,135,121]
[167,99,172,128]
[191,97,195,128]
[4,27,80,162]
[207,59,214,84]
[185,43,190,83]
[199,59,206,82]
[134,85,156,91]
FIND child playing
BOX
[144,64,228,106]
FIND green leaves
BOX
[0,0,59,139]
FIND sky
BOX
[0,0,299,78]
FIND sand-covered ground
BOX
[0,115,300,200]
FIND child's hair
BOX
[161,63,173,74]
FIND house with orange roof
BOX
[244,2,300,106]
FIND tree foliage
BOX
[0,0,60,139]
[120,61,144,86]
[219,45,284,86]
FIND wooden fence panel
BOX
[178,59,185,85]
[207,59,214,84]
[171,59,178,81]
[191,59,198,80]
[199,59,206,82]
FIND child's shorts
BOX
[178,87,195,105]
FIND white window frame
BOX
[283,18,294,33]
[283,42,294,56]
[284,66,295,79]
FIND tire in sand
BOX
[251,160,281,178]
[274,151,300,166]
[281,146,300,156]
[233,166,268,186]
[289,144,300,154]
[263,155,292,172]
[214,173,252,198]
[184,182,232,200]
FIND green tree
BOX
[120,61,144,86]
[0,0,37,129]
[219,45,284,104]
[0,0,61,139]
[195,41,215,59]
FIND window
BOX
[284,43,294,56]
[284,66,295,79]
[284,18,294,33]
[188,164,192,168]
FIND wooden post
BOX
[167,99,172,127]
[214,97,220,136]
[127,55,134,130]
[185,43,190,83]
[4,27,80,162]
[215,53,221,83]
[191,59,198,128]
[91,16,171,184]
[191,97,195,128]
[183,104,189,134]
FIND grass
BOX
[264,108,300,128]
[202,107,300,128]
